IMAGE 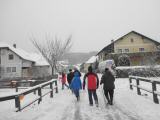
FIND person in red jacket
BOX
[83,66,99,107]
[61,72,69,90]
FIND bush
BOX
[116,66,160,78]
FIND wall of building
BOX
[84,63,91,73]
[114,33,158,53]
[22,60,33,67]
[32,66,52,78]
[0,48,51,79]
[0,48,22,78]
[98,52,106,62]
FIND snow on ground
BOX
[0,76,160,120]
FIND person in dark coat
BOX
[100,68,115,105]
[67,69,74,86]
[70,71,82,101]
[83,66,99,107]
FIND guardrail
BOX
[0,79,58,112]
[129,76,160,104]
[12,80,49,92]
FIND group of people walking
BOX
[60,66,115,107]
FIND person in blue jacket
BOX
[70,71,82,101]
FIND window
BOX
[124,49,129,53]
[7,67,11,73]
[9,54,14,60]
[6,67,16,73]
[139,48,145,52]
[12,67,16,72]
[117,49,122,53]
[130,38,134,43]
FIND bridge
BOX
[0,76,160,120]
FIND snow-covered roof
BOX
[29,53,49,66]
[0,43,34,62]
[85,56,98,64]
[57,61,68,67]
[0,42,49,66]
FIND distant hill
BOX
[62,51,98,65]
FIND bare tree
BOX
[31,35,72,75]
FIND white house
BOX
[83,56,98,73]
[0,43,51,79]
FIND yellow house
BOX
[114,31,158,54]
[97,31,160,66]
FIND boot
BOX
[76,96,80,101]
[95,100,99,107]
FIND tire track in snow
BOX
[73,103,83,120]
[79,90,116,120]
[99,87,141,120]
[60,100,75,120]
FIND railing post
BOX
[15,82,18,92]
[136,78,141,95]
[129,77,133,90]
[50,83,53,98]
[15,95,21,111]
[55,80,58,93]
[38,87,42,104]
[11,81,13,88]
[152,82,159,104]
[33,90,36,95]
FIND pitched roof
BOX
[85,56,98,64]
[29,53,49,66]
[97,42,114,55]
[0,42,49,66]
[114,31,160,45]
[0,43,35,62]
[97,31,160,55]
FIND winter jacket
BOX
[83,72,99,90]
[100,71,115,90]
[67,72,74,84]
[73,70,81,77]
[62,73,66,84]
[70,72,82,90]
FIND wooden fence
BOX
[13,80,50,92]
[0,74,58,88]
[0,79,58,112]
[129,76,160,104]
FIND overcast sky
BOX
[0,0,160,53]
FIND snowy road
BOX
[32,88,140,120]
[1,78,160,120]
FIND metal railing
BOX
[129,76,160,104]
[0,79,58,112]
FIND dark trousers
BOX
[74,89,79,97]
[104,89,114,104]
[88,90,98,105]
[73,89,80,101]
[62,83,69,89]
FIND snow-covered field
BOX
[0,76,160,120]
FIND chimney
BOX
[111,39,114,43]
[13,44,16,48]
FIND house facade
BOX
[98,43,114,62]
[82,56,98,73]
[0,43,51,79]
[97,31,160,66]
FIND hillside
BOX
[63,51,98,65]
